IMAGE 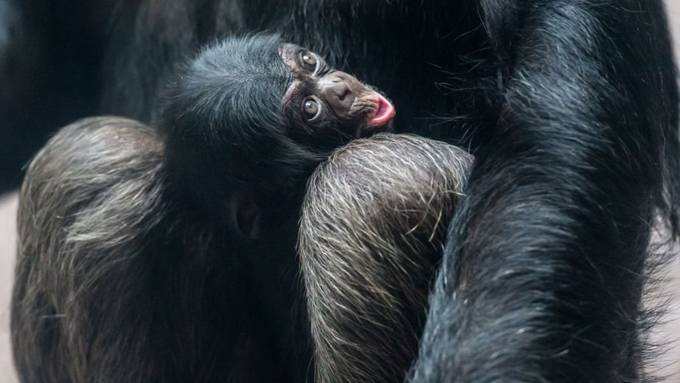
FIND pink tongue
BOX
[368,94,396,127]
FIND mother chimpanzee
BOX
[2,1,679,383]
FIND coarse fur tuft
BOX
[299,133,472,383]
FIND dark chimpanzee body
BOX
[4,1,680,382]
[13,116,470,383]
[14,117,310,382]
[12,35,408,382]
[161,35,394,239]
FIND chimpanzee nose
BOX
[318,71,365,114]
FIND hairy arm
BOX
[299,134,471,383]
[13,118,170,381]
[12,118,256,382]
[411,1,679,382]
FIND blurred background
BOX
[0,2,678,382]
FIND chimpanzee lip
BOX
[367,93,396,128]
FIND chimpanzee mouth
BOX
[353,93,396,138]
[368,94,396,128]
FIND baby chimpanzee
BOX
[14,34,422,383]
[160,34,396,240]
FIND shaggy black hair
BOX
[4,1,679,382]
[159,34,317,218]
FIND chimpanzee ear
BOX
[228,191,262,240]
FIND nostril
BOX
[337,87,351,102]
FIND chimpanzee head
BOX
[160,34,396,237]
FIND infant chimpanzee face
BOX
[278,43,395,141]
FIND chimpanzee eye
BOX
[302,97,322,120]
[299,50,318,72]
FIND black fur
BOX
[5,1,680,382]
[159,35,315,232]
[159,34,385,234]
[412,3,679,381]
[13,117,311,382]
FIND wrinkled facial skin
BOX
[279,44,396,141]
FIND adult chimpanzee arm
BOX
[299,134,472,383]
[411,1,679,382]
[11,117,271,382]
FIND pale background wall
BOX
[0,3,679,382]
